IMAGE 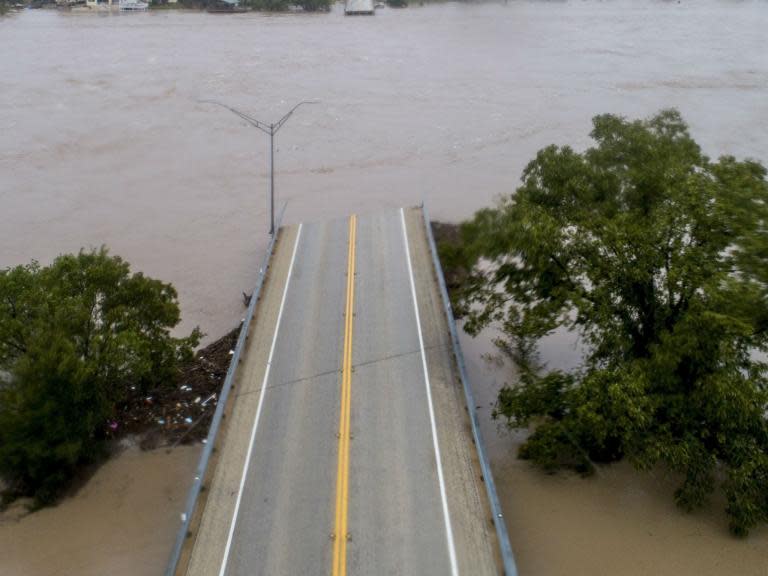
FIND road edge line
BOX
[421,203,518,576]
[400,207,459,576]
[165,203,289,576]
[217,223,304,576]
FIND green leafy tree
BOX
[451,109,768,536]
[295,0,330,11]
[0,248,200,504]
[242,0,289,10]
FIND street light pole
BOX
[200,100,317,236]
[270,123,275,235]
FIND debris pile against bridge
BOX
[116,329,239,448]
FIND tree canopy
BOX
[450,109,768,536]
[0,248,200,505]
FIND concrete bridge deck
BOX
[179,207,501,576]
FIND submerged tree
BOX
[0,248,200,505]
[451,109,768,535]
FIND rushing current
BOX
[2,2,768,573]
[2,0,767,341]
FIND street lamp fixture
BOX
[200,99,318,236]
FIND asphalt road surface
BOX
[184,207,498,576]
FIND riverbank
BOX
[29,1,332,13]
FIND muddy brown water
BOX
[0,444,200,576]
[1,2,768,574]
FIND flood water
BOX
[2,1,768,341]
[2,1,768,573]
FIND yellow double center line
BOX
[332,214,357,576]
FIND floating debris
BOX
[115,327,239,446]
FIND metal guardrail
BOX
[164,203,288,576]
[421,204,519,576]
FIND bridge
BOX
[167,207,516,576]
